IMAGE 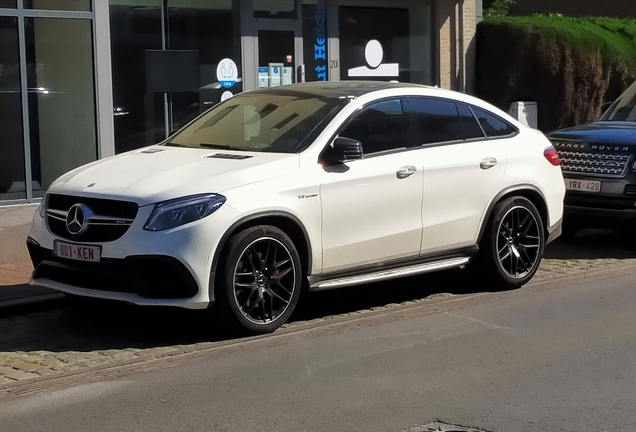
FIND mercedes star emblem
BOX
[66,203,92,235]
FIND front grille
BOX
[46,194,138,242]
[557,150,630,177]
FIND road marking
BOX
[444,312,516,331]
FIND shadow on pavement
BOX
[2,227,634,353]
[544,228,636,260]
[0,269,488,353]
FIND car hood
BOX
[48,147,300,206]
[549,122,636,145]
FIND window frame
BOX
[333,96,410,159]
[467,104,519,140]
[404,96,519,149]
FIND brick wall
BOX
[510,0,636,18]
[436,0,477,93]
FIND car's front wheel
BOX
[217,225,302,334]
[477,196,545,290]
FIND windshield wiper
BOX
[199,143,231,149]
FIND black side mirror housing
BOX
[332,137,363,161]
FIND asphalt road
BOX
[1,260,635,431]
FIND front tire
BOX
[217,225,302,334]
[477,197,545,290]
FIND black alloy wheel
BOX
[496,205,541,279]
[219,225,302,334]
[477,196,545,289]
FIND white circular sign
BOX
[365,40,384,69]
[221,91,233,102]
[217,58,238,89]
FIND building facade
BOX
[0,0,476,205]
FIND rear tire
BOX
[475,197,545,290]
[216,225,302,334]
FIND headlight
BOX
[144,193,226,231]
[38,195,47,218]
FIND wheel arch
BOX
[477,184,550,245]
[208,211,312,304]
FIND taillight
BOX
[544,146,560,166]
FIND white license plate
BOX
[564,178,601,193]
[54,241,101,262]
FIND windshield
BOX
[164,90,348,153]
[600,81,636,122]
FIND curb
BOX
[0,284,65,312]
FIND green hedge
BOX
[475,15,636,132]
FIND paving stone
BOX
[0,376,16,385]
[1,368,39,381]
[31,367,54,376]
[144,347,181,357]
[10,362,42,372]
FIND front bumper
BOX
[562,172,636,227]
[27,201,241,309]
[28,241,198,298]
[564,193,636,228]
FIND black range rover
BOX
[549,81,636,236]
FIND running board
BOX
[310,257,471,291]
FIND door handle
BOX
[480,157,497,170]
[396,165,417,179]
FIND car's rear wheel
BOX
[476,197,545,290]
[217,225,302,334]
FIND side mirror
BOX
[332,137,363,161]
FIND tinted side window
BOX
[471,106,517,137]
[409,98,464,144]
[340,99,406,155]
[457,103,485,139]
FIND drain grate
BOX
[403,421,495,432]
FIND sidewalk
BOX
[0,205,63,309]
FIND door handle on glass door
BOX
[396,166,417,179]
[480,157,497,170]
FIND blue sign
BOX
[303,1,328,82]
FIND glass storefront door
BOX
[0,16,25,201]
[0,2,97,204]
[109,0,239,154]
[256,29,298,88]
[242,0,303,91]
[25,17,97,198]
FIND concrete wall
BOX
[437,0,476,93]
[510,0,636,18]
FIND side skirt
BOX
[308,247,477,291]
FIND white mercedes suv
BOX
[27,82,565,333]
